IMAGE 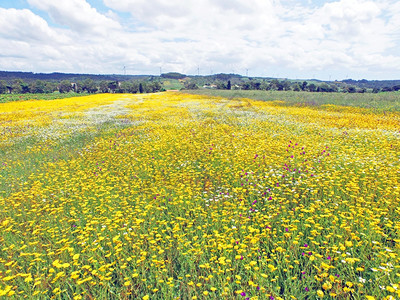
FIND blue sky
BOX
[1,0,400,80]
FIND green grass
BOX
[161,79,184,90]
[185,89,400,112]
[0,92,89,103]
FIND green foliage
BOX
[0,77,163,96]
[29,80,46,93]
[161,72,186,79]
[99,81,109,93]
[0,80,7,94]
[58,80,73,93]
[308,83,317,92]
[183,81,199,90]
[81,79,97,93]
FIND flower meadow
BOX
[0,92,399,299]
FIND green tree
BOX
[148,81,162,92]
[161,72,186,79]
[107,81,118,93]
[381,86,392,92]
[44,82,57,93]
[346,86,357,93]
[130,82,140,93]
[99,81,109,93]
[82,79,97,93]
[329,84,339,92]
[260,81,270,90]
[317,83,331,92]
[118,81,132,93]
[0,80,7,94]
[58,80,72,93]
[308,83,316,92]
[241,82,251,90]
[30,80,45,93]
[269,80,279,90]
[250,81,261,90]
[184,81,199,90]
[11,79,24,94]
[73,82,83,93]
[292,83,301,91]
[281,81,291,91]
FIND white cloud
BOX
[0,8,66,43]
[0,0,399,79]
[0,8,72,71]
[27,0,121,35]
[99,0,400,77]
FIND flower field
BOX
[0,92,399,299]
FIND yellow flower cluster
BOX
[0,92,399,299]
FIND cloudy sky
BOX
[0,0,399,80]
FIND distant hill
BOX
[0,71,150,83]
[160,72,186,80]
[1,71,400,93]
[1,70,399,87]
[342,79,400,90]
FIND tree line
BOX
[189,78,398,93]
[1,75,399,95]
[0,79,164,94]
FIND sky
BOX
[0,0,400,80]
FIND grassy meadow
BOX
[0,92,399,299]
[188,90,400,112]
[0,93,89,104]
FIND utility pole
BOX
[197,66,200,76]
[123,66,126,76]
